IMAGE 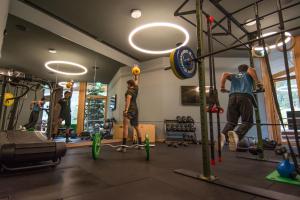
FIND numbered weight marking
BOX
[92,133,101,160]
[169,46,197,79]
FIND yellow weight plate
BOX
[170,50,184,79]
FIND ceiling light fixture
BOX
[45,60,88,75]
[48,48,57,54]
[253,32,292,51]
[245,19,256,26]
[131,9,142,19]
[128,22,189,54]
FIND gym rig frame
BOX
[173,1,300,200]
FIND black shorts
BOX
[60,114,71,127]
[127,111,139,127]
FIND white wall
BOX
[108,56,268,141]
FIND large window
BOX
[275,79,300,126]
[84,82,107,134]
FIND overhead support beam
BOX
[174,0,248,49]
[209,0,249,34]
[179,16,228,48]
[240,1,300,26]
[9,0,138,66]
[231,14,300,46]
[0,0,10,58]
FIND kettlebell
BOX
[277,159,297,179]
[132,65,141,75]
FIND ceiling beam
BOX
[9,0,139,66]
[0,0,10,59]
[209,0,249,34]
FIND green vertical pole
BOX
[248,45,264,159]
[196,0,211,179]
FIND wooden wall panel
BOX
[76,82,87,135]
[293,36,300,102]
[260,59,282,143]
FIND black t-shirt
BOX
[125,86,138,112]
[59,98,71,116]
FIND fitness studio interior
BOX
[0,0,300,199]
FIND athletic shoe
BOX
[228,131,239,151]
[116,147,127,153]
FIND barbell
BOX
[92,133,153,161]
[166,34,295,80]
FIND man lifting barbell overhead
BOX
[220,64,264,152]
[117,65,143,153]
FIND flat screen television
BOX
[181,86,210,106]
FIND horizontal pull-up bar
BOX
[198,25,300,59]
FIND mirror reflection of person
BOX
[117,73,142,152]
[23,97,45,130]
[58,83,73,143]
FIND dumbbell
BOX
[249,147,263,155]
[176,116,182,123]
[181,124,186,132]
[171,124,176,131]
[177,124,182,131]
[182,116,187,123]
[275,146,287,155]
[166,124,171,131]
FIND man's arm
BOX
[247,67,262,85]
[220,72,232,90]
[70,81,74,97]
[133,74,139,86]
[124,95,132,112]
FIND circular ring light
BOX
[128,22,189,54]
[260,32,291,49]
[45,61,88,75]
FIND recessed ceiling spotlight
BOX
[48,48,57,54]
[245,19,256,26]
[131,9,142,19]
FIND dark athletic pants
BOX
[24,111,39,129]
[222,94,254,140]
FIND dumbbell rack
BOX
[164,120,197,144]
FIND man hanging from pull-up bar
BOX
[220,64,264,151]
